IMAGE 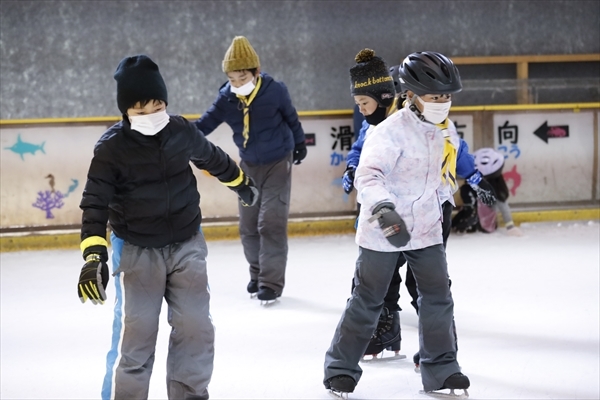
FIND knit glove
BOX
[466,170,497,207]
[77,240,109,305]
[368,202,411,247]
[342,166,356,194]
[293,142,307,165]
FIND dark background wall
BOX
[1,0,599,119]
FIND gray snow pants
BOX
[495,200,514,225]
[239,153,292,294]
[324,244,461,392]
[102,231,214,400]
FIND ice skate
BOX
[257,286,280,306]
[361,308,404,362]
[506,224,523,236]
[413,351,420,373]
[247,279,258,298]
[325,375,356,399]
[420,373,470,398]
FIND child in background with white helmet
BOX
[453,147,523,236]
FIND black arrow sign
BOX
[534,121,569,143]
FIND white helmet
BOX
[473,148,505,177]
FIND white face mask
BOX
[129,110,170,136]
[417,96,452,124]
[230,79,256,96]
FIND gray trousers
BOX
[495,200,514,226]
[239,153,292,294]
[102,231,214,400]
[324,245,460,392]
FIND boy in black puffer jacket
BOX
[77,54,258,400]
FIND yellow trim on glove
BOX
[80,236,108,254]
[221,169,245,187]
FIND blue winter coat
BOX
[195,73,305,165]
[346,119,369,169]
[455,138,476,179]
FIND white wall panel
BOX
[492,111,595,203]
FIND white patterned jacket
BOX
[355,105,460,252]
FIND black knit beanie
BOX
[349,49,395,107]
[113,55,168,114]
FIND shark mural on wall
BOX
[4,134,46,160]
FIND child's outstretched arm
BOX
[189,122,258,206]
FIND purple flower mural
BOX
[32,190,65,219]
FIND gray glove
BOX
[368,202,410,247]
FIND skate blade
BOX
[361,353,406,363]
[328,389,350,399]
[259,298,279,307]
[250,293,258,299]
[419,388,469,399]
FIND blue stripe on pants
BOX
[101,233,125,400]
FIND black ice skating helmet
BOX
[473,147,505,178]
[398,51,462,96]
[389,64,402,94]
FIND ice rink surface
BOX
[1,220,599,400]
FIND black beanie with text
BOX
[349,49,395,108]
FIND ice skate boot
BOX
[421,372,470,398]
[257,286,280,305]
[362,308,404,362]
[247,279,258,297]
[506,223,523,236]
[325,375,356,399]
[413,351,420,373]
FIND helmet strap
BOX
[408,95,426,122]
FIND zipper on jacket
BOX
[160,142,173,244]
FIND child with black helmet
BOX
[342,51,496,364]
[324,51,476,397]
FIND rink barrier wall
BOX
[1,102,599,246]
[1,208,599,253]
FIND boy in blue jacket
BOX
[195,36,306,302]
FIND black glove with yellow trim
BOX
[229,171,259,207]
[78,238,109,305]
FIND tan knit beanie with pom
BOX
[222,36,260,73]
